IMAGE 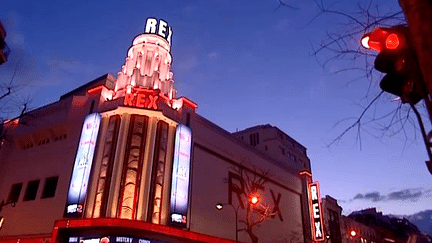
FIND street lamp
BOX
[216,203,241,243]
[249,195,259,206]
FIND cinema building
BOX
[0,18,322,243]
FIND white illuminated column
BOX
[115,33,176,99]
[65,113,101,217]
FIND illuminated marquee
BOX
[145,17,172,46]
[170,124,192,227]
[69,236,151,243]
[65,113,101,217]
[309,182,325,241]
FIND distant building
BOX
[341,215,379,243]
[0,18,319,243]
[320,196,431,243]
[322,195,343,243]
[346,208,430,243]
[232,124,311,173]
[233,124,316,241]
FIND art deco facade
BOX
[0,18,318,243]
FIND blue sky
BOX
[1,0,430,216]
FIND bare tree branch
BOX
[226,165,276,243]
[328,91,384,148]
[296,0,429,148]
[274,0,299,11]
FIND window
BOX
[24,180,40,201]
[250,133,259,146]
[278,146,285,155]
[287,139,295,147]
[277,132,283,140]
[41,177,59,199]
[7,183,23,203]
[287,152,296,162]
[186,113,191,127]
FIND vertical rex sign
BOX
[170,124,192,227]
[309,182,325,242]
[65,113,101,217]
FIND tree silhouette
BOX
[280,0,429,150]
[0,59,32,141]
[227,165,278,243]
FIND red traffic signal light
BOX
[385,33,400,50]
[361,26,426,104]
[361,27,406,53]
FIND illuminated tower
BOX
[115,20,176,99]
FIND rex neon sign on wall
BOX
[309,182,325,241]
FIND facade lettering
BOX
[228,171,283,221]
[270,189,283,221]
[144,18,172,45]
[123,90,159,110]
[115,237,133,243]
[315,222,322,238]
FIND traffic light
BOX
[361,26,427,104]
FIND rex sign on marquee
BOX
[309,182,325,241]
[123,89,159,110]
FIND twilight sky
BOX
[1,0,430,216]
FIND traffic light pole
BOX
[400,0,432,140]
[400,0,432,106]
[410,100,432,175]
[424,96,432,126]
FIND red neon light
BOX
[123,89,159,110]
[51,218,235,243]
[0,237,48,243]
[87,85,104,95]
[136,94,146,107]
[2,118,19,127]
[182,97,197,108]
[148,95,158,109]
[299,171,312,177]
[124,93,135,106]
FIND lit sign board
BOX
[145,17,172,46]
[69,236,158,243]
[65,113,101,217]
[123,89,159,110]
[309,182,325,241]
[170,124,192,227]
